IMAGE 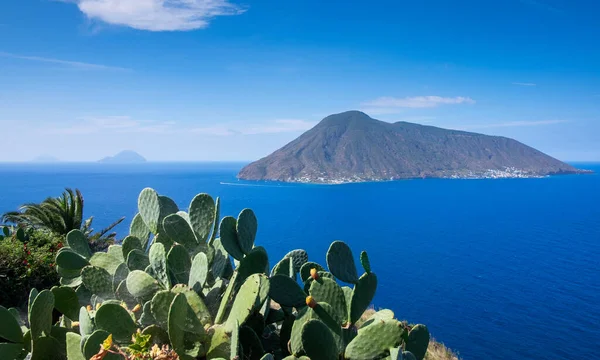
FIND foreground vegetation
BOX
[0,188,459,359]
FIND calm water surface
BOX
[1,162,599,359]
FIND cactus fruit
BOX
[189,193,215,244]
[326,241,359,284]
[405,324,430,360]
[310,268,319,280]
[344,319,404,359]
[305,296,317,309]
[66,230,92,259]
[300,262,325,282]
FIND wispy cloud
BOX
[512,82,537,87]
[191,119,316,136]
[458,120,569,130]
[48,116,174,134]
[0,51,130,71]
[66,0,246,31]
[361,96,475,115]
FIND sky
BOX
[0,0,599,162]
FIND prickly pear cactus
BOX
[43,188,433,360]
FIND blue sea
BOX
[1,162,599,359]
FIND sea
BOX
[0,162,599,360]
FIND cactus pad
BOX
[127,248,150,271]
[29,289,54,340]
[359,251,371,274]
[189,193,215,244]
[122,236,143,260]
[95,303,137,343]
[189,252,209,293]
[344,319,404,359]
[130,213,151,248]
[326,241,358,284]
[268,275,306,308]
[225,273,270,332]
[66,230,92,259]
[171,284,212,326]
[236,208,257,254]
[301,319,338,360]
[405,324,430,360]
[349,272,377,325]
[126,270,164,301]
[219,216,245,260]
[89,252,123,276]
[66,332,86,360]
[283,249,309,273]
[51,286,80,321]
[167,244,192,285]
[56,250,90,270]
[167,293,205,359]
[163,213,198,252]
[81,266,114,299]
[0,305,24,343]
[149,242,171,289]
[309,277,347,325]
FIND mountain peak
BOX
[98,150,147,164]
[316,110,376,127]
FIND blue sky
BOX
[1,0,599,162]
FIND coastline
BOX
[237,167,594,185]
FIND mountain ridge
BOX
[238,111,589,183]
[98,150,147,164]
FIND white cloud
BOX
[457,120,569,130]
[70,0,246,31]
[361,96,475,114]
[48,116,175,134]
[191,119,316,136]
[0,51,130,71]
[512,82,537,86]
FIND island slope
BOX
[238,110,585,183]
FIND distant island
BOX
[98,150,147,164]
[238,110,590,184]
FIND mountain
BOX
[98,150,147,164]
[238,111,588,183]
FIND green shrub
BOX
[0,229,62,308]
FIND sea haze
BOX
[0,162,599,359]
